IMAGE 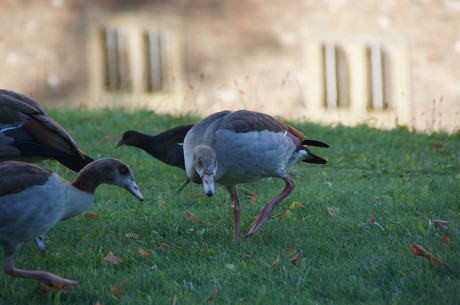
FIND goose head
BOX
[116,130,140,148]
[192,145,217,197]
[75,158,144,201]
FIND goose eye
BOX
[119,166,128,175]
[197,158,203,167]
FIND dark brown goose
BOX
[0,89,93,172]
[117,124,194,191]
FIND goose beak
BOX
[202,173,215,197]
[115,139,124,148]
[125,181,144,201]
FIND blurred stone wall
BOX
[0,0,459,132]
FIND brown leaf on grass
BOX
[109,285,122,298]
[290,253,302,267]
[359,210,384,230]
[185,210,201,222]
[431,142,443,150]
[409,244,448,268]
[125,233,140,239]
[94,300,104,305]
[102,134,117,143]
[35,285,53,297]
[207,287,219,302]
[187,193,204,199]
[430,219,449,231]
[274,208,290,219]
[243,253,252,262]
[104,251,123,265]
[159,243,170,252]
[285,247,297,255]
[326,207,337,218]
[367,210,375,224]
[84,213,99,219]
[271,252,282,269]
[35,281,71,296]
[442,235,450,244]
[139,247,150,257]
[172,295,177,305]
[240,188,256,204]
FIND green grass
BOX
[1,107,459,305]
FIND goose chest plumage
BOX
[0,89,93,172]
[183,110,329,241]
[0,158,143,286]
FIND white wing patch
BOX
[0,123,23,133]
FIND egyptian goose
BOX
[0,158,143,286]
[117,124,194,191]
[0,89,93,172]
[183,110,328,241]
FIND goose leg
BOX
[246,175,295,237]
[175,178,191,193]
[226,186,241,241]
[3,255,80,286]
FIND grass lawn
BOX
[0,108,459,305]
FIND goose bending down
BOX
[0,89,93,172]
[183,110,329,241]
[0,158,144,286]
[117,124,194,191]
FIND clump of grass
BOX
[1,108,459,305]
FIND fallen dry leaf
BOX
[109,284,122,298]
[409,243,447,268]
[285,247,297,255]
[290,253,302,267]
[125,233,140,239]
[274,208,290,219]
[36,285,53,297]
[185,210,200,222]
[250,194,257,205]
[243,253,252,262]
[207,287,219,302]
[431,142,443,150]
[367,210,375,224]
[139,247,150,257]
[326,207,337,218]
[271,252,282,269]
[358,210,384,230]
[94,300,104,305]
[187,194,204,199]
[159,243,170,252]
[35,281,71,296]
[430,219,449,231]
[442,235,450,244]
[84,213,99,219]
[104,251,123,265]
[172,295,177,305]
